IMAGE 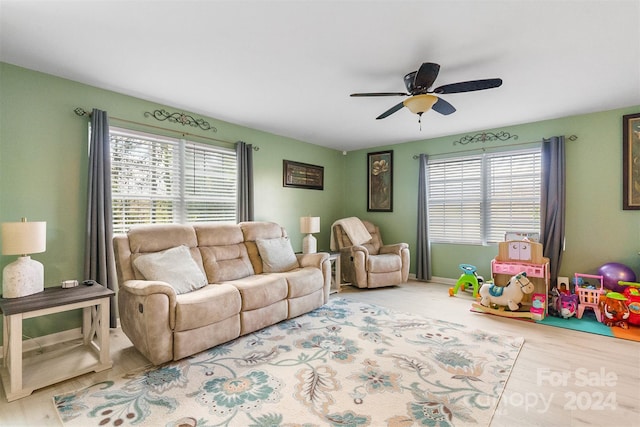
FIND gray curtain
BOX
[236,141,254,222]
[540,136,566,284]
[416,154,431,280]
[85,109,117,328]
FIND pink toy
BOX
[574,273,604,322]
[556,293,579,319]
[530,293,546,320]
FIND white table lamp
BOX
[2,218,47,298]
[300,216,320,254]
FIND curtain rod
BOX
[412,134,577,159]
[73,107,259,151]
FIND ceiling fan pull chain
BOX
[418,113,422,131]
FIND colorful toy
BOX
[555,292,579,319]
[619,281,640,326]
[599,292,630,329]
[478,272,534,311]
[597,262,637,292]
[449,264,483,298]
[574,273,604,322]
[530,293,546,320]
[491,240,549,315]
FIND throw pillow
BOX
[256,237,299,273]
[133,245,208,294]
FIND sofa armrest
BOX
[121,279,175,296]
[119,279,177,329]
[118,279,178,365]
[346,245,369,256]
[379,242,409,256]
[296,252,329,269]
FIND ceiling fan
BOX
[350,62,502,125]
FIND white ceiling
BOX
[1,0,639,151]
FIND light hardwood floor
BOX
[1,280,639,426]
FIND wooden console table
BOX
[0,284,114,401]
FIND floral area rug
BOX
[54,298,524,427]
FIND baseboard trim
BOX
[407,275,455,285]
[428,276,457,285]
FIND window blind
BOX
[183,142,237,223]
[427,148,541,245]
[485,150,541,243]
[110,128,237,234]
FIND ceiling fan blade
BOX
[411,62,440,93]
[431,97,456,115]
[376,101,405,120]
[433,78,502,94]
[350,92,409,97]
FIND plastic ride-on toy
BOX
[449,263,483,298]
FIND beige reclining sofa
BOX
[113,221,330,365]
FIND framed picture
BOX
[283,160,324,190]
[623,113,640,210]
[367,150,393,212]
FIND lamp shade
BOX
[2,220,47,255]
[300,216,320,234]
[403,94,439,114]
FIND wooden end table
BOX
[0,284,114,401]
[328,252,343,294]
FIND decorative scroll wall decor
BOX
[453,131,518,146]
[144,109,217,133]
[74,107,91,117]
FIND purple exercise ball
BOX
[597,262,637,292]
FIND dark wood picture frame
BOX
[623,113,640,210]
[283,160,324,190]
[367,150,393,212]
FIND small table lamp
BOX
[300,216,320,254]
[2,218,47,298]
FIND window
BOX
[110,128,237,234]
[427,148,541,245]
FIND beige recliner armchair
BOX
[331,218,410,288]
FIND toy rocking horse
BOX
[472,272,536,318]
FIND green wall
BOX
[0,63,346,338]
[2,61,639,341]
[342,106,640,281]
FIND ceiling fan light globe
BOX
[403,94,438,115]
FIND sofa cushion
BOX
[200,245,254,283]
[194,223,254,283]
[174,283,241,331]
[224,275,288,311]
[240,221,286,274]
[274,267,324,298]
[128,224,198,253]
[240,221,285,241]
[193,223,244,246]
[367,253,402,273]
[256,237,299,273]
[133,245,207,294]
